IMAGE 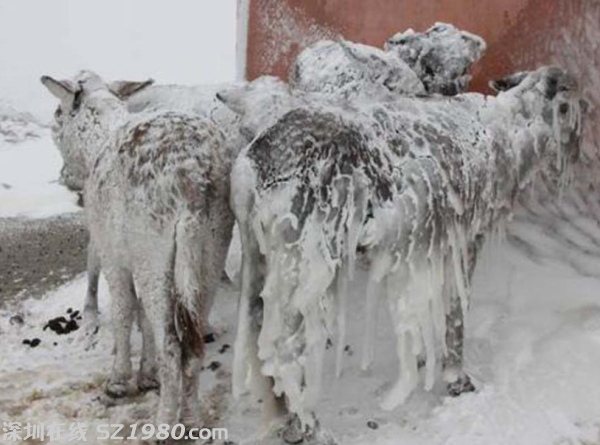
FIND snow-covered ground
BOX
[2,207,600,445]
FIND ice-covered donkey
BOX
[219,66,585,442]
[290,22,485,99]
[56,81,244,336]
[385,22,486,95]
[42,71,237,429]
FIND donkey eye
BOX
[559,103,569,115]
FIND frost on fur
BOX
[216,76,303,142]
[225,66,585,433]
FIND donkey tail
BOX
[171,217,208,359]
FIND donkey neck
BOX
[484,91,555,199]
[74,94,128,171]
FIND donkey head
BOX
[491,66,587,181]
[216,76,296,141]
[41,71,153,191]
[336,40,425,96]
[386,23,486,95]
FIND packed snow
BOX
[2,210,600,444]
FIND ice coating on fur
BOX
[290,40,425,99]
[386,22,486,95]
[240,107,394,426]
[230,66,584,430]
[126,83,242,138]
[54,82,244,190]
[216,76,306,142]
[44,70,238,426]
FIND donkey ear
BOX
[489,71,528,93]
[338,40,370,67]
[216,86,249,115]
[108,79,154,100]
[41,75,79,104]
[580,98,590,114]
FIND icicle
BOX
[302,300,328,420]
[378,254,449,410]
[553,98,563,171]
[335,263,348,378]
[346,175,360,279]
[231,287,252,399]
[428,254,447,357]
[361,265,382,371]
[569,95,583,137]
[440,167,465,216]
[381,333,419,410]
[448,222,469,313]
[420,270,437,391]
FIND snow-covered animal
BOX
[57,82,245,342]
[290,23,485,99]
[385,22,486,95]
[42,71,237,429]
[219,66,585,442]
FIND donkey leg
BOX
[179,355,202,429]
[234,224,287,430]
[139,272,182,429]
[443,296,475,396]
[137,300,159,392]
[443,237,482,396]
[104,267,136,398]
[84,243,101,335]
[156,315,182,428]
[280,412,336,445]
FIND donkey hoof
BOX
[203,332,216,344]
[105,381,128,398]
[137,373,160,392]
[281,416,304,444]
[447,375,476,397]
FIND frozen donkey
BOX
[42,71,236,428]
[220,66,585,442]
[57,81,244,339]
